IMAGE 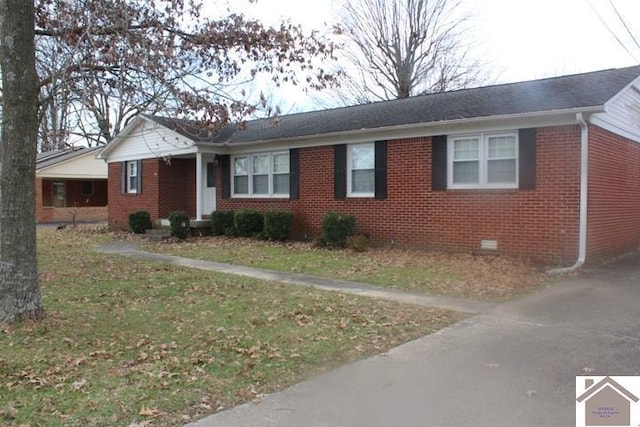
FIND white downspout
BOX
[196,152,203,221]
[549,113,588,274]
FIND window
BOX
[448,133,518,188]
[348,143,375,196]
[52,181,65,208]
[81,181,94,197]
[273,152,290,194]
[127,161,138,193]
[252,154,269,195]
[232,152,289,197]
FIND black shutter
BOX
[120,161,126,194]
[220,155,230,199]
[289,148,300,200]
[136,160,143,194]
[431,135,447,190]
[334,144,346,200]
[374,140,387,200]
[519,128,537,190]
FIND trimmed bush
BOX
[234,210,264,237]
[168,211,190,239]
[263,210,294,241]
[211,210,235,236]
[322,212,356,247]
[128,210,152,234]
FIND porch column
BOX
[196,152,203,220]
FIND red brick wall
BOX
[36,177,108,223]
[587,125,640,262]
[158,158,196,219]
[108,158,197,228]
[108,160,161,228]
[64,180,108,207]
[216,125,583,264]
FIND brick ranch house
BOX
[98,66,640,266]
[36,146,108,223]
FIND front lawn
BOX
[0,227,459,426]
[146,236,547,301]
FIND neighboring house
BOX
[36,147,108,223]
[98,66,640,265]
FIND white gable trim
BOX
[99,116,199,162]
[590,75,640,144]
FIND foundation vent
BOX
[480,240,498,250]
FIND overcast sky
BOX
[208,0,640,111]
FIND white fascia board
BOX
[106,146,201,163]
[104,120,199,163]
[96,115,152,159]
[602,74,640,111]
[221,107,603,154]
[37,171,107,179]
[592,76,640,144]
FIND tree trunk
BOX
[0,0,43,322]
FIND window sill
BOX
[448,185,518,191]
[231,194,291,199]
[347,193,375,198]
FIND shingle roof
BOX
[149,65,640,145]
[36,146,102,170]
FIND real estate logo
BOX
[576,376,640,427]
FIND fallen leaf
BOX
[139,407,160,417]
[72,378,89,391]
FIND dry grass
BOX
[0,227,461,426]
[146,236,549,301]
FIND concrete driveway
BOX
[187,253,640,427]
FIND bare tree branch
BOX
[335,0,485,104]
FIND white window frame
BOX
[447,132,519,189]
[231,151,290,198]
[126,161,138,193]
[347,142,375,198]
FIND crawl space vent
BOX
[480,240,498,250]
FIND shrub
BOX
[210,210,235,236]
[128,210,152,234]
[312,235,327,248]
[347,234,369,252]
[263,210,294,241]
[234,210,264,237]
[321,212,356,247]
[168,211,190,239]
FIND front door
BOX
[203,161,216,214]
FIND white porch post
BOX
[196,152,203,220]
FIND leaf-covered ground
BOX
[146,236,549,301]
[0,227,460,426]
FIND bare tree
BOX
[34,0,338,148]
[0,0,43,322]
[0,0,336,322]
[336,0,483,103]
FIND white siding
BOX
[37,152,107,179]
[592,78,640,143]
[106,118,197,163]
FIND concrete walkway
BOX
[94,240,496,314]
[95,240,640,426]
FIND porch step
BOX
[144,228,172,242]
